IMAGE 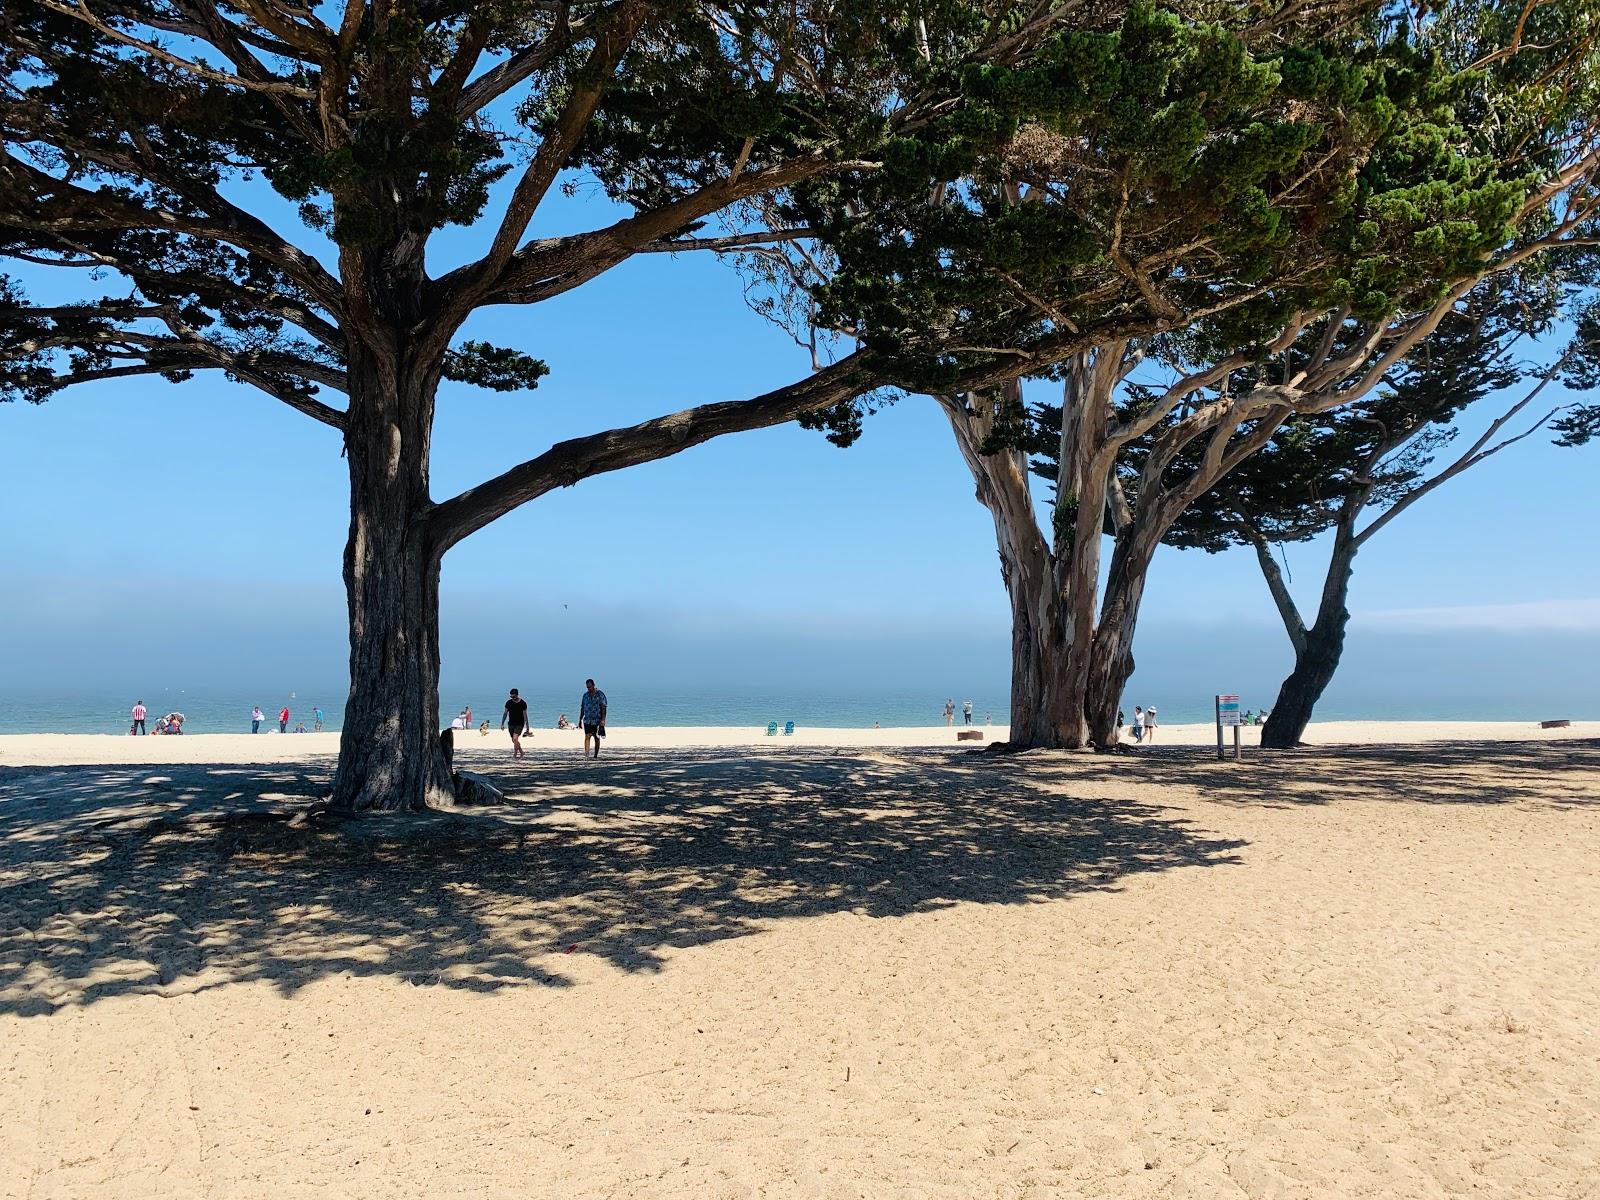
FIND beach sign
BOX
[1217,695,1242,726]
[1215,694,1243,761]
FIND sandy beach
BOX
[0,718,1593,766]
[3,732,1598,1197]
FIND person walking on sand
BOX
[1131,705,1144,742]
[250,705,263,734]
[130,700,147,736]
[962,699,973,725]
[580,679,608,759]
[278,705,290,733]
[1143,705,1157,743]
[501,688,530,759]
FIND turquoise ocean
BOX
[0,685,1589,736]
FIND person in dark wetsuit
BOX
[501,687,530,759]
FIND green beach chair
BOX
[766,721,778,736]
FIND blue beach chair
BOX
[783,721,795,736]
[766,721,778,736]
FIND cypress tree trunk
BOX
[1002,532,1082,748]
[327,348,454,812]
[940,391,1084,748]
[1261,535,1357,749]
[1082,527,1159,747]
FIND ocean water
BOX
[0,684,1588,736]
[0,686,1015,736]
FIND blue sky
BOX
[3,181,1598,716]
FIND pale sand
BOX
[1,718,1594,766]
[2,736,1598,1198]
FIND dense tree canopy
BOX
[780,0,1600,747]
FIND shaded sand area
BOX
[2,739,1599,1198]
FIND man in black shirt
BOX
[501,688,530,759]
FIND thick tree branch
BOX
[468,0,645,297]
[1237,519,1308,654]
[455,8,586,116]
[639,228,817,253]
[1,149,345,316]
[429,349,874,548]
[467,154,835,307]
[39,0,318,97]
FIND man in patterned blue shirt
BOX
[579,678,608,759]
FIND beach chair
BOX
[783,721,795,736]
[766,721,778,736]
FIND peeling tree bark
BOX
[939,387,1083,748]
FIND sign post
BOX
[1215,694,1242,761]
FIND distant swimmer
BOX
[502,688,530,759]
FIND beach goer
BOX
[579,679,607,759]
[313,706,325,732]
[502,688,530,759]
[478,720,491,736]
[1131,705,1144,742]
[293,721,307,734]
[130,700,147,736]
[557,713,572,730]
[943,699,955,726]
[250,705,263,734]
[962,699,973,725]
[463,705,473,726]
[278,705,290,734]
[1143,706,1157,743]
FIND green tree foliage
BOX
[785,0,1536,413]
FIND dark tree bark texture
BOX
[327,350,454,812]
[1260,535,1357,749]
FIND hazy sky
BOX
[3,180,1598,717]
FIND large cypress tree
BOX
[1158,274,1600,747]
[727,0,1600,747]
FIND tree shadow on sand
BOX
[1019,737,1600,810]
[0,748,1244,1016]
